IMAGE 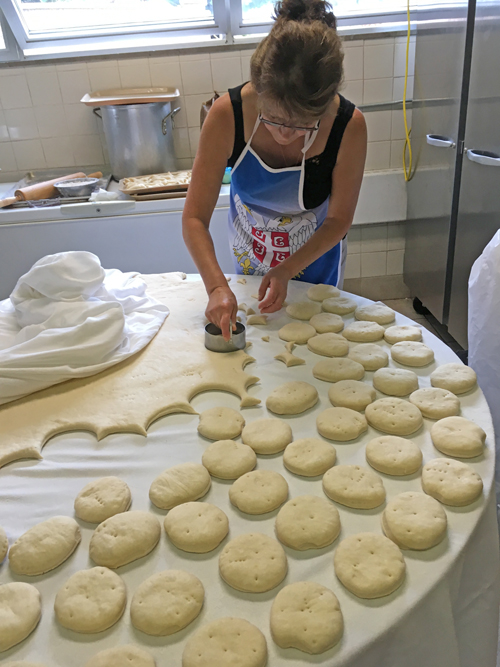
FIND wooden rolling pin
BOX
[0,171,103,208]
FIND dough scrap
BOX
[270,582,343,653]
[278,322,316,344]
[313,357,365,383]
[247,314,268,326]
[54,567,126,633]
[198,406,245,440]
[9,516,81,576]
[229,470,288,514]
[322,296,357,315]
[130,570,204,636]
[246,307,256,316]
[430,416,486,458]
[323,465,385,509]
[202,439,256,479]
[238,302,247,313]
[317,407,368,442]
[0,526,8,563]
[237,278,247,284]
[164,502,228,553]
[422,458,483,506]
[274,345,305,367]
[342,321,385,342]
[84,646,155,667]
[89,511,161,568]
[261,335,270,342]
[328,380,375,411]
[283,438,336,477]
[219,533,287,592]
[275,495,340,550]
[348,343,389,371]
[149,462,211,510]
[241,418,293,454]
[382,492,447,550]
[307,284,340,301]
[286,301,321,320]
[384,324,422,344]
[373,367,419,396]
[366,435,422,476]
[430,363,477,394]
[309,312,344,333]
[307,332,349,357]
[409,387,460,419]
[365,397,423,435]
[266,381,318,415]
[74,476,132,523]
[391,341,434,367]
[0,582,41,652]
[355,302,396,325]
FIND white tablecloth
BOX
[0,275,498,667]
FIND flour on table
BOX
[74,476,132,523]
[164,502,228,553]
[219,533,287,592]
[323,465,386,509]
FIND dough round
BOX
[365,398,423,435]
[0,526,8,563]
[384,324,422,344]
[266,381,319,415]
[342,321,385,342]
[219,533,287,592]
[430,363,477,394]
[391,341,434,367]
[307,283,340,301]
[202,440,256,479]
[54,567,126,633]
[275,496,340,550]
[149,463,211,510]
[348,343,389,371]
[89,511,160,568]
[84,646,155,667]
[334,533,405,599]
[430,416,486,458]
[165,502,228,553]
[183,617,267,667]
[74,477,132,524]
[322,296,357,315]
[422,458,483,506]
[323,465,385,509]
[355,303,395,325]
[317,407,368,442]
[328,380,376,411]
[366,436,422,476]
[270,582,343,653]
[382,492,447,550]
[307,332,349,357]
[409,387,460,419]
[0,583,41,652]
[130,570,204,636]
[278,322,316,344]
[286,301,321,320]
[309,312,344,334]
[373,367,419,396]
[229,470,288,514]
[198,407,245,440]
[313,357,365,383]
[241,418,293,454]
[283,438,336,477]
[9,516,81,576]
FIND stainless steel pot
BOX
[94,102,180,180]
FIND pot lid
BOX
[81,87,180,107]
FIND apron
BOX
[228,116,342,286]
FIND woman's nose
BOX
[278,126,298,140]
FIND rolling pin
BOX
[0,171,103,208]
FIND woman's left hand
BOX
[258,265,291,313]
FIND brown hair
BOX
[250,0,344,121]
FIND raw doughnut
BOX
[275,495,340,550]
[348,343,389,370]
[219,533,287,592]
[229,470,288,514]
[342,321,385,342]
[373,367,419,396]
[309,312,345,333]
[422,458,483,506]
[241,418,293,454]
[266,381,318,415]
[283,438,336,477]
[202,440,256,479]
[278,322,316,344]
[328,380,376,411]
[365,397,423,435]
[382,492,447,550]
[307,332,349,357]
[322,296,357,315]
[0,583,41,652]
[307,284,340,301]
[84,646,155,667]
[409,387,460,419]
[355,302,395,325]
[74,476,132,523]
[149,463,211,510]
[313,357,365,382]
[323,465,385,509]
[384,324,422,344]
[286,301,321,320]
[164,502,228,553]
[430,363,477,394]
[391,341,434,367]
[198,406,245,440]
[317,407,368,441]
[430,416,486,458]
[366,435,422,476]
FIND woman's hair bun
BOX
[274,0,336,28]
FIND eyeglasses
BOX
[259,113,320,133]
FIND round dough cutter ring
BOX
[204,322,246,352]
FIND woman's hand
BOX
[258,265,291,313]
[205,285,238,341]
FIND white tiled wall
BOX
[344,222,406,280]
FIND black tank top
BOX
[227,83,355,211]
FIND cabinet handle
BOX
[426,134,456,148]
[466,149,500,167]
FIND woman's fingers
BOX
[258,274,271,301]
[219,311,232,341]
[259,278,285,313]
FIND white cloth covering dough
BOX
[278,322,316,344]
[54,567,126,633]
[270,582,344,653]
[317,407,368,442]
[334,533,406,599]
[313,357,365,383]
[164,502,229,553]
[84,645,155,667]
[348,343,389,371]
[307,284,340,301]
[384,325,422,345]
[283,438,336,476]
[373,367,419,397]
[355,302,396,325]
[275,495,341,550]
[74,476,132,523]
[266,381,318,415]
[391,341,435,367]
[322,296,357,315]
[182,617,267,667]
[430,363,478,394]
[328,380,376,411]
[89,511,161,568]
[286,301,321,320]
[342,321,385,342]
[430,416,486,458]
[149,463,211,510]
[382,492,447,550]
[241,418,293,454]
[365,398,423,436]
[229,470,289,514]
[0,582,41,652]
[202,440,256,479]
[130,570,204,636]
[0,526,8,563]
[366,436,422,476]
[409,388,460,420]
[197,406,245,440]
[307,332,349,357]
[309,312,344,333]
[323,465,386,509]
[0,251,169,406]
[219,533,287,593]
[422,458,483,506]
[9,516,81,576]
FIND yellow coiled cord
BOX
[403,0,414,181]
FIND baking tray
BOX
[119,170,191,196]
[129,190,188,201]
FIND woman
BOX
[182,0,367,340]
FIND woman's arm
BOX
[258,109,367,312]
[182,94,238,340]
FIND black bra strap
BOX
[228,83,248,168]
